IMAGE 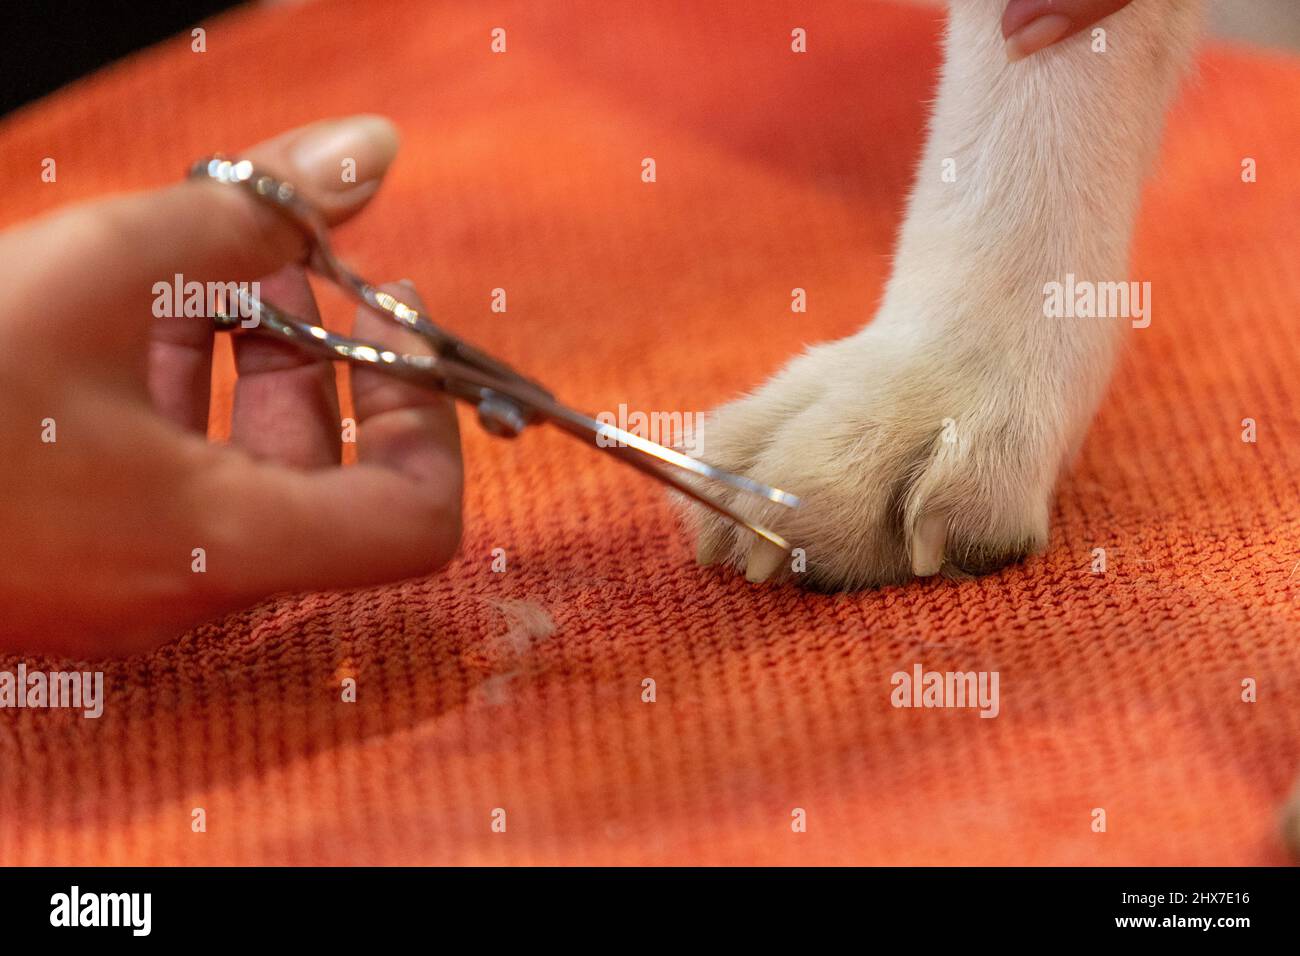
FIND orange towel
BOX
[1,0,1298,865]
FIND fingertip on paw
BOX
[946,533,1043,578]
[695,528,730,567]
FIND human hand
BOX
[0,116,463,656]
[1003,0,1137,61]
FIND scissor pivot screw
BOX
[477,394,528,438]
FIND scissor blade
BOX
[587,416,800,509]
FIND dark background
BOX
[3,1,241,116]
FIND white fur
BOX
[690,0,1204,588]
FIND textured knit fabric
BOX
[1,0,1298,865]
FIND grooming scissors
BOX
[189,155,801,552]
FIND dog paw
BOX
[683,320,1074,590]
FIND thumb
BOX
[6,115,400,351]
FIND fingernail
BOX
[910,513,947,577]
[290,115,399,191]
[744,538,786,583]
[1005,13,1071,62]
